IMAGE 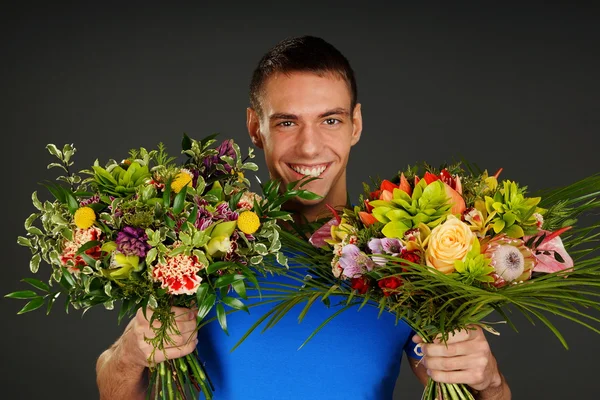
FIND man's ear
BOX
[247,107,264,149]
[350,103,363,146]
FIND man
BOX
[96,36,511,399]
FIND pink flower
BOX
[338,244,375,278]
[526,229,574,273]
[60,226,103,273]
[309,218,339,248]
[152,253,204,295]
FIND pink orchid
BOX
[526,227,574,273]
[309,217,339,248]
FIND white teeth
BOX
[290,165,326,177]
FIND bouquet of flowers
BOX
[6,133,317,400]
[251,163,600,400]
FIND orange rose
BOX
[425,215,474,274]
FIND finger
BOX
[171,306,197,322]
[172,318,198,335]
[433,328,473,344]
[412,334,424,344]
[422,354,484,372]
[135,307,154,323]
[422,339,487,358]
[157,337,199,362]
[427,369,483,386]
[163,331,199,348]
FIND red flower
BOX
[399,249,421,270]
[350,276,370,294]
[378,276,403,297]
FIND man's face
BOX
[247,71,362,209]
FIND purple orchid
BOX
[204,139,237,174]
[367,238,405,266]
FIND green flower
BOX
[454,238,495,285]
[485,180,543,238]
[91,160,151,197]
[103,253,141,280]
[370,179,451,239]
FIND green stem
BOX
[441,382,450,399]
[159,362,167,400]
[165,361,176,400]
[170,359,187,399]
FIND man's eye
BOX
[324,118,340,125]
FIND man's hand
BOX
[96,306,199,400]
[120,306,199,367]
[411,325,510,399]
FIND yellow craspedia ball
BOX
[74,206,96,229]
[237,211,260,235]
[171,170,193,193]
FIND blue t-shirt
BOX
[196,265,422,400]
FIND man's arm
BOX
[96,306,198,400]
[410,326,511,400]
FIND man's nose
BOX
[296,125,320,158]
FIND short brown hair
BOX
[249,35,358,117]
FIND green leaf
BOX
[163,178,172,207]
[214,274,245,288]
[29,253,41,273]
[148,295,158,309]
[60,267,75,288]
[504,224,525,238]
[232,280,247,300]
[17,236,32,247]
[41,181,66,203]
[32,192,43,210]
[26,226,44,236]
[5,290,39,299]
[493,218,506,234]
[76,240,101,255]
[207,261,233,275]
[22,278,50,292]
[200,133,220,149]
[47,292,59,315]
[182,133,192,151]
[295,190,322,201]
[172,185,187,214]
[46,144,62,159]
[197,293,216,321]
[145,247,158,265]
[66,192,79,214]
[179,232,192,246]
[17,297,45,314]
[164,215,175,229]
[47,162,68,172]
[187,203,198,224]
[222,296,249,313]
[216,303,228,334]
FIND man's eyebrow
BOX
[269,113,298,121]
[269,108,350,121]
[319,108,350,118]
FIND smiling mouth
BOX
[288,163,330,178]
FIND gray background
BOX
[1,1,599,399]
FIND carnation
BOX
[152,253,205,295]
[60,226,103,273]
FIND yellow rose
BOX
[425,215,474,274]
